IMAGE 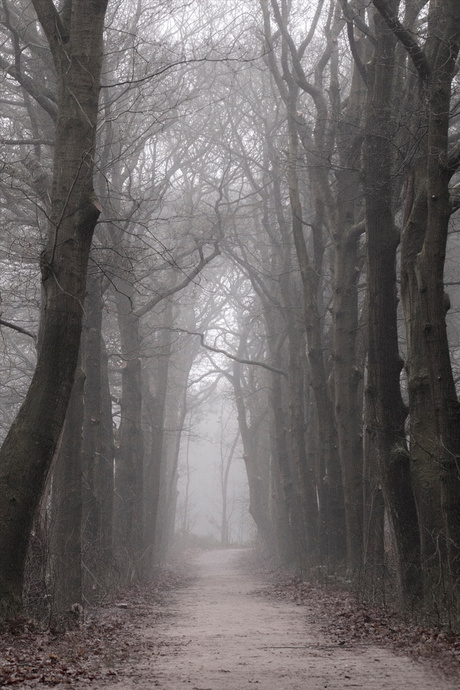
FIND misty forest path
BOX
[106,549,456,689]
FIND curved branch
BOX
[0,55,57,120]
[299,0,327,57]
[338,0,376,44]
[447,141,460,178]
[30,0,68,55]
[345,19,369,85]
[134,244,220,318]
[259,0,289,103]
[172,327,288,378]
[0,317,36,340]
[372,0,430,81]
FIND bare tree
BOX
[0,0,109,618]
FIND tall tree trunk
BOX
[49,360,85,622]
[364,6,422,607]
[232,354,274,554]
[397,0,460,612]
[268,361,299,565]
[81,269,114,588]
[220,432,238,548]
[154,328,197,562]
[332,226,363,574]
[331,47,367,575]
[262,300,296,563]
[113,304,144,581]
[143,301,173,573]
[260,1,345,569]
[362,384,386,601]
[270,148,321,570]
[0,0,108,617]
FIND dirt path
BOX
[105,549,457,689]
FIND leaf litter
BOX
[251,563,460,682]
[3,551,460,687]
[0,566,192,687]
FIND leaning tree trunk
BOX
[0,0,108,618]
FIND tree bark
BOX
[0,0,108,617]
[232,351,274,554]
[49,360,85,623]
[143,301,173,573]
[154,322,197,563]
[113,302,144,581]
[397,0,460,611]
[81,269,114,586]
[331,45,367,575]
[364,5,422,607]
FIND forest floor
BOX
[1,548,460,688]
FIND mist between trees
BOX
[0,0,459,631]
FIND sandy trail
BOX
[106,549,457,689]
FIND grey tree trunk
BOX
[364,5,422,607]
[143,302,173,573]
[49,361,85,623]
[331,47,367,575]
[0,0,108,618]
[81,269,114,588]
[392,0,460,613]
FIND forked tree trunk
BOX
[271,151,321,570]
[371,0,460,616]
[260,2,346,570]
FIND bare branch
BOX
[1,138,54,146]
[102,56,259,90]
[372,0,430,81]
[338,0,376,44]
[345,18,369,85]
[447,141,460,178]
[134,244,220,319]
[171,328,287,378]
[30,0,68,53]
[0,55,57,119]
[0,318,36,340]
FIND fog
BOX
[176,400,254,545]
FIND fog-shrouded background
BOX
[176,398,254,545]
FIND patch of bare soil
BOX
[96,549,458,689]
[3,550,459,689]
